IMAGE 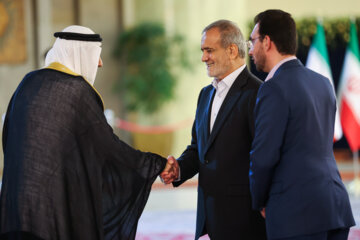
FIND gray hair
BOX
[202,20,246,58]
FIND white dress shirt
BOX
[265,56,297,81]
[210,64,246,132]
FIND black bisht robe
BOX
[0,63,166,240]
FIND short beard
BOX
[255,50,266,72]
[255,63,265,72]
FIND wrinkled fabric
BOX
[0,68,166,240]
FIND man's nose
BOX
[98,58,103,67]
[201,52,208,62]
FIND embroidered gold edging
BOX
[46,62,80,76]
[45,62,105,109]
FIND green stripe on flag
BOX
[349,21,360,60]
[312,22,331,64]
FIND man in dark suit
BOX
[161,20,266,239]
[248,9,355,240]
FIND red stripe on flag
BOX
[341,99,360,151]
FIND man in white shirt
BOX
[248,9,355,240]
[162,20,266,239]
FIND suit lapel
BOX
[204,68,249,154]
[203,87,216,142]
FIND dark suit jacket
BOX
[249,59,355,239]
[174,67,266,240]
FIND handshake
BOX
[161,156,179,184]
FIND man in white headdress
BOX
[0,25,176,240]
[44,25,102,85]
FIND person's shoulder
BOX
[248,72,263,85]
[200,83,214,95]
[203,83,213,90]
[272,63,300,82]
[279,63,328,83]
[32,68,85,84]
[21,68,82,87]
[195,83,214,103]
[23,68,48,80]
[245,69,263,89]
[303,66,328,79]
[39,68,97,98]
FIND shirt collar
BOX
[212,64,246,92]
[265,56,297,81]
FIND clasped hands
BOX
[161,155,179,184]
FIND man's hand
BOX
[260,208,266,218]
[160,156,179,184]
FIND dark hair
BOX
[203,20,246,58]
[254,9,297,55]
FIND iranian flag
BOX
[306,22,343,141]
[338,21,360,152]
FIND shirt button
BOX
[205,159,209,164]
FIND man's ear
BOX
[228,43,239,59]
[263,35,272,51]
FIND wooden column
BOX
[73,0,80,25]
[31,0,39,68]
